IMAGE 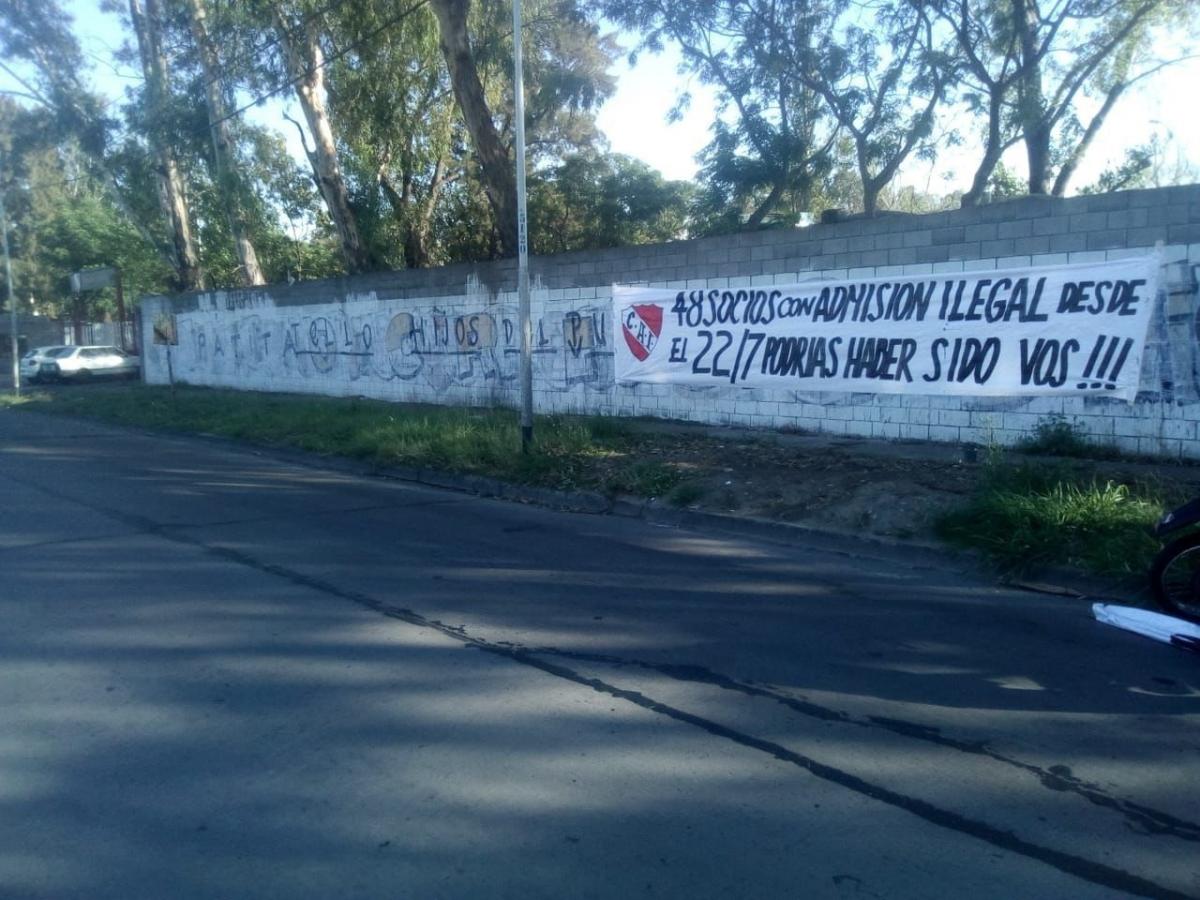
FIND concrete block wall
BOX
[140,185,1200,458]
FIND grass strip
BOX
[936,460,1170,578]
[1,384,686,499]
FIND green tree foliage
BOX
[596,0,954,228]
[529,151,692,253]
[0,114,173,324]
[927,0,1198,202]
[2,0,1197,307]
[326,0,618,264]
[802,1,949,215]
[0,0,188,277]
[599,0,839,233]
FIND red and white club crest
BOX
[621,303,663,362]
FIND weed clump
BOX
[936,460,1165,576]
[1018,414,1122,460]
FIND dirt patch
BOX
[622,430,978,540]
[618,423,1200,545]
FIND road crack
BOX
[5,464,1195,899]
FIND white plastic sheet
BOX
[1092,602,1200,648]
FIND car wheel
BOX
[75,369,92,381]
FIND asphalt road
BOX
[1,408,1198,900]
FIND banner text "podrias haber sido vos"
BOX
[612,256,1160,399]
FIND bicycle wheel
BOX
[1151,533,1200,624]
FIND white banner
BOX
[613,256,1160,400]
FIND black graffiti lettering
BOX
[455,316,481,348]
[738,331,767,382]
[925,337,1001,384]
[692,330,713,374]
[309,318,334,351]
[671,292,686,326]
[1076,334,1132,389]
[760,335,839,379]
[433,316,449,347]
[710,330,734,378]
[939,281,966,320]
[673,289,781,328]
[964,278,1045,322]
[1019,338,1080,387]
[669,337,688,363]
[1056,279,1145,316]
[711,292,730,326]
[957,337,998,383]
[842,337,918,382]
[565,312,586,357]
[980,277,1050,323]
[858,280,934,323]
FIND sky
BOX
[595,39,1200,192]
[11,1,1200,199]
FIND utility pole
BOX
[1,184,18,397]
[513,0,533,452]
[114,268,127,352]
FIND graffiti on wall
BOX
[156,293,617,397]
[142,264,1199,425]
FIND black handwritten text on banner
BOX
[612,257,1159,400]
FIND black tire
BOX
[1151,532,1200,624]
[75,369,92,381]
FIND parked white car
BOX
[39,345,141,381]
[19,346,67,383]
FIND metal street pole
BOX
[513,0,533,452]
[0,186,18,397]
[114,268,127,353]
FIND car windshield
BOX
[46,347,76,359]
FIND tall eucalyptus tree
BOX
[184,0,266,284]
[128,0,203,289]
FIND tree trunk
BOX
[185,0,266,286]
[961,92,1007,207]
[1012,0,1049,195]
[379,168,439,269]
[1052,80,1128,196]
[1024,121,1051,195]
[429,0,518,257]
[129,0,203,291]
[862,178,881,217]
[855,133,881,216]
[271,7,370,274]
[746,178,786,228]
[378,170,419,268]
